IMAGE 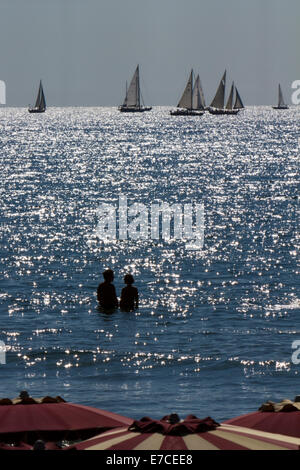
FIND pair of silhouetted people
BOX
[97,269,138,311]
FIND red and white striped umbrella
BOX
[70,414,300,450]
[223,399,300,438]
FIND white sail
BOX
[177,70,193,109]
[123,66,140,107]
[192,75,205,110]
[210,71,226,109]
[234,87,244,109]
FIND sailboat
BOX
[29,80,46,113]
[208,71,244,115]
[273,84,289,109]
[170,70,204,116]
[119,65,152,112]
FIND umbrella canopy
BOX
[0,401,132,434]
[224,398,300,438]
[0,441,69,450]
[70,414,300,450]
[0,442,33,451]
[0,393,133,444]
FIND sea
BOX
[0,106,299,422]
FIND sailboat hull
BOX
[208,107,239,115]
[272,106,289,110]
[28,108,46,113]
[170,109,204,116]
[119,106,152,113]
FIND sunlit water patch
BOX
[0,106,299,421]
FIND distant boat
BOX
[208,71,244,115]
[170,70,204,116]
[29,80,46,113]
[119,65,152,112]
[273,84,289,109]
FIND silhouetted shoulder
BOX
[97,281,118,309]
[120,285,138,310]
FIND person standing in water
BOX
[97,269,118,310]
[120,274,139,311]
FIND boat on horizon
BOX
[273,84,289,109]
[28,80,46,113]
[119,65,152,113]
[170,70,205,116]
[208,71,244,115]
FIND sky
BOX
[0,0,299,106]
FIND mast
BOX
[137,65,140,109]
[191,69,193,110]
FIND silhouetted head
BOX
[103,269,114,282]
[163,413,180,424]
[19,391,30,399]
[33,440,46,451]
[124,274,134,285]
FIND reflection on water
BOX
[0,106,299,420]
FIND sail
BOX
[123,66,140,107]
[177,70,193,109]
[39,83,46,110]
[234,87,244,109]
[198,76,206,109]
[225,82,234,110]
[210,71,226,109]
[192,75,205,110]
[278,84,286,107]
[35,81,46,110]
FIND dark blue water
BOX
[0,106,299,422]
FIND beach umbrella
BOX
[0,442,33,450]
[0,441,60,450]
[69,414,300,450]
[223,398,300,438]
[0,392,133,444]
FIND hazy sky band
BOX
[0,0,299,106]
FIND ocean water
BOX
[0,106,299,422]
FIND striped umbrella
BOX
[0,393,133,445]
[70,414,300,450]
[224,398,300,438]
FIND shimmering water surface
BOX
[0,106,299,421]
